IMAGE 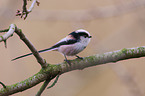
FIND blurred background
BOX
[0,0,145,96]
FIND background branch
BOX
[31,0,145,21]
[16,0,39,19]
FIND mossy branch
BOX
[0,46,145,95]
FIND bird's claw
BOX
[64,59,71,66]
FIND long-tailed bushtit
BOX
[12,29,92,63]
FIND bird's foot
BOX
[64,59,71,66]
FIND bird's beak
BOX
[88,36,92,38]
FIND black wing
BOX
[51,39,78,48]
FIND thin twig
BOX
[28,0,38,12]
[36,75,60,96]
[0,29,9,33]
[21,0,28,19]
[36,79,50,96]
[47,75,60,89]
[0,82,6,88]
[16,0,40,20]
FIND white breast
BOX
[58,36,90,56]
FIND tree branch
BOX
[0,24,15,42]
[16,0,40,20]
[0,44,145,95]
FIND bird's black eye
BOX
[84,35,87,38]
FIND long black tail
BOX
[11,47,54,61]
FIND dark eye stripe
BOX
[69,31,90,39]
[78,32,89,37]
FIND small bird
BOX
[12,29,92,64]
